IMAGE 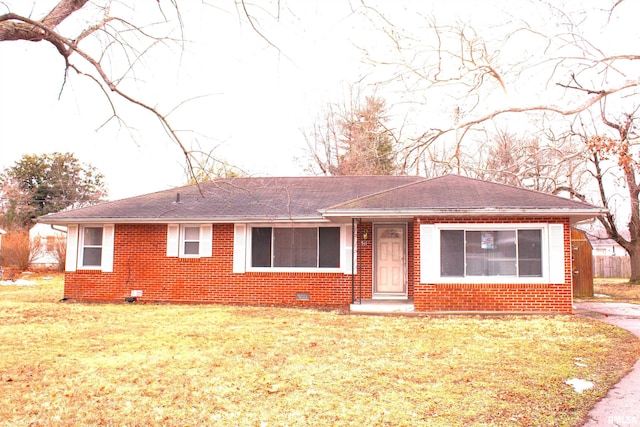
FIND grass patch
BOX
[579,278,640,304]
[0,274,639,426]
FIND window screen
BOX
[466,230,517,276]
[440,230,464,276]
[518,229,543,276]
[183,226,200,255]
[252,227,340,268]
[439,228,543,278]
[319,227,340,268]
[251,227,272,267]
[274,228,317,267]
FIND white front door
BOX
[374,224,406,296]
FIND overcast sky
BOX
[0,0,634,200]
[0,1,369,199]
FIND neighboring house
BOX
[591,237,627,257]
[586,229,629,257]
[29,223,67,268]
[37,175,605,313]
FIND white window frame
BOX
[166,224,212,259]
[68,224,114,273]
[180,225,201,258]
[422,223,556,285]
[244,223,346,273]
[78,225,103,269]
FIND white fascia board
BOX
[37,216,331,225]
[230,217,332,224]
[321,208,606,219]
[37,208,607,225]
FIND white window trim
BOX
[180,225,201,258]
[65,225,79,272]
[244,223,346,273]
[422,223,556,285]
[78,225,103,270]
[233,224,247,273]
[341,223,356,275]
[167,224,212,259]
[74,224,114,272]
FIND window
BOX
[440,228,542,278]
[182,226,200,256]
[81,226,103,267]
[251,226,340,268]
[166,224,212,258]
[66,224,114,273]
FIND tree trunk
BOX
[628,245,640,284]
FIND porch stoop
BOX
[350,299,415,314]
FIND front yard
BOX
[0,274,639,426]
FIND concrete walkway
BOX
[574,302,640,427]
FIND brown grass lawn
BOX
[1,274,639,427]
[585,278,640,304]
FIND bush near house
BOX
[0,228,65,275]
[0,229,43,272]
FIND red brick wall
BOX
[64,217,573,313]
[412,217,573,313]
[64,223,363,307]
[352,222,373,300]
[407,221,415,299]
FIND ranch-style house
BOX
[37,174,605,313]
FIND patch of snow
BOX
[574,357,588,367]
[594,293,610,298]
[566,378,594,393]
[0,279,37,286]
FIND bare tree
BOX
[302,102,343,176]
[0,1,275,181]
[358,0,640,281]
[1,2,196,166]
[186,146,247,182]
[473,129,585,194]
[357,1,637,164]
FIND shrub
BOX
[0,229,44,271]
[51,235,66,272]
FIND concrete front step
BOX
[350,299,415,313]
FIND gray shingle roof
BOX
[323,175,600,211]
[37,176,423,223]
[37,175,605,224]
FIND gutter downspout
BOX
[51,225,67,234]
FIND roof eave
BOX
[36,215,330,225]
[320,208,607,221]
[38,208,607,225]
